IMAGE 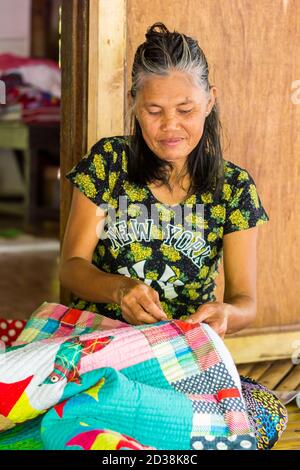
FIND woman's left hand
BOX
[186,301,230,339]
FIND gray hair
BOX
[125,22,211,134]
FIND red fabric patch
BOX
[0,318,27,347]
[0,375,33,416]
[174,320,199,333]
[216,388,241,401]
[60,309,83,327]
[54,399,68,418]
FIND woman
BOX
[60,23,287,449]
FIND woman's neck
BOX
[168,162,189,190]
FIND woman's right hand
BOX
[117,279,168,325]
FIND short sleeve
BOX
[223,169,269,235]
[65,138,116,207]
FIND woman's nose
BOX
[160,115,180,130]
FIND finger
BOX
[140,297,167,321]
[134,306,160,324]
[155,298,164,311]
[188,304,218,323]
[120,305,138,325]
[153,290,163,308]
[210,325,225,338]
[186,311,212,324]
[155,300,167,318]
[151,291,167,318]
[123,300,159,325]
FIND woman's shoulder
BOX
[90,135,130,154]
[85,135,131,176]
[222,159,254,186]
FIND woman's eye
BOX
[148,109,192,116]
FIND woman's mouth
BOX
[160,139,183,147]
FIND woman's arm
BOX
[60,188,166,323]
[222,226,258,333]
[186,226,258,337]
[59,187,131,304]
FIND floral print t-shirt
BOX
[65,135,269,321]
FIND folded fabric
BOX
[0,302,256,450]
[0,415,43,450]
[0,66,60,124]
[0,54,61,98]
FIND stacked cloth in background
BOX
[0,54,60,123]
[0,302,287,450]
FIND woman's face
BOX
[135,70,216,170]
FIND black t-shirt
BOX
[65,135,269,320]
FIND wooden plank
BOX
[225,330,300,364]
[31,0,49,58]
[237,363,254,376]
[285,411,300,423]
[60,0,89,306]
[285,403,300,413]
[275,364,300,392]
[245,361,272,381]
[87,0,99,148]
[273,403,300,450]
[274,439,300,450]
[88,0,126,146]
[258,359,294,390]
[281,421,300,432]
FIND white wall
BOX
[0,0,31,56]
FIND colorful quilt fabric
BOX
[0,302,257,450]
[240,376,288,450]
[0,415,43,450]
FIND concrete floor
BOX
[0,215,60,319]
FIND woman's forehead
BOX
[144,97,194,105]
[136,73,205,104]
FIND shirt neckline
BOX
[146,185,196,208]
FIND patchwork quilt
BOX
[0,302,256,450]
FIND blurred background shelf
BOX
[0,121,60,226]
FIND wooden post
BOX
[60,0,89,305]
[88,0,126,146]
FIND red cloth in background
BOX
[0,319,27,347]
[0,53,60,123]
[0,54,59,72]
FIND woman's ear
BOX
[127,90,133,107]
[206,86,218,114]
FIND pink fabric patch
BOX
[189,394,218,403]
[199,349,220,371]
[79,328,155,373]
[225,410,251,434]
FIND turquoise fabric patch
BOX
[42,367,193,450]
